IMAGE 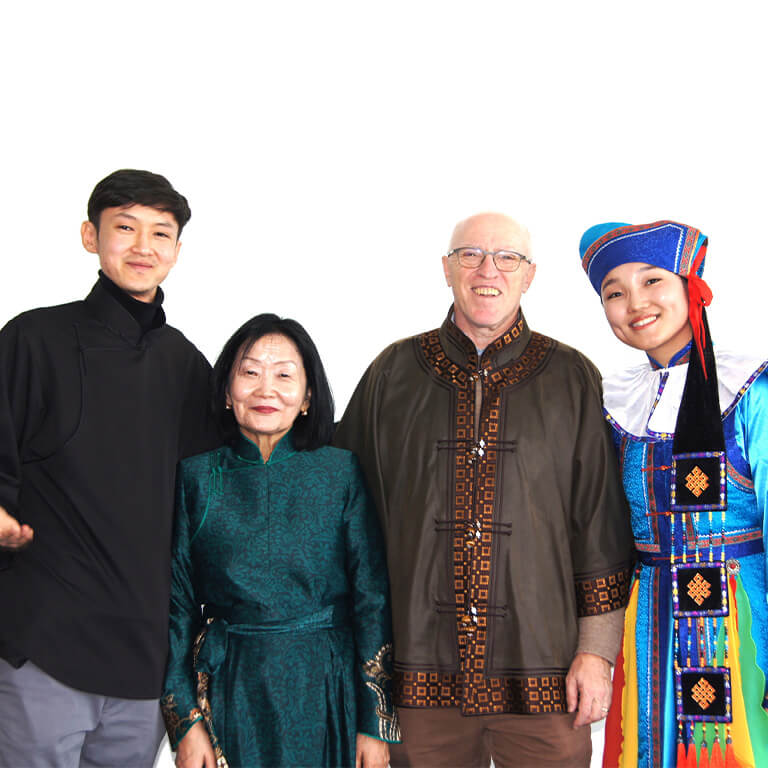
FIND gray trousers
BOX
[0,658,165,768]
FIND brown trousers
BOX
[389,706,592,768]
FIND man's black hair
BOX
[87,169,191,235]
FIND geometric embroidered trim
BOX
[691,677,716,709]
[685,466,709,497]
[393,669,567,714]
[484,315,525,355]
[575,567,632,617]
[686,572,711,605]
[417,326,555,714]
[726,458,754,491]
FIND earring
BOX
[225,403,232,410]
[300,405,309,416]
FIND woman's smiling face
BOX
[600,261,692,366]
[227,333,310,449]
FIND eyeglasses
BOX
[446,247,531,272]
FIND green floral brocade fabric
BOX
[161,432,399,767]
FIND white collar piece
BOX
[603,349,768,439]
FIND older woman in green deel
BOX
[161,314,399,768]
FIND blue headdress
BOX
[579,220,712,378]
[579,220,708,295]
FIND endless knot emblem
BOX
[687,572,712,606]
[691,677,716,710]
[685,466,709,498]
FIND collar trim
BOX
[603,351,768,441]
[234,430,297,465]
[440,307,531,371]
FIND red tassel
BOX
[710,742,725,767]
[687,244,712,379]
[724,742,740,768]
[684,742,698,768]
[699,744,711,768]
[677,741,688,767]
[602,644,625,767]
[691,744,701,768]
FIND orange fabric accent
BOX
[699,744,711,768]
[711,742,725,767]
[723,742,742,767]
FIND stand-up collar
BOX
[233,429,297,465]
[83,278,166,346]
[438,306,532,371]
[97,271,165,334]
[647,342,691,371]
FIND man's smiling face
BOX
[81,204,181,303]
[442,213,535,349]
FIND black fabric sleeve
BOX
[0,318,42,515]
[179,351,221,459]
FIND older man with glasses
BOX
[335,212,634,767]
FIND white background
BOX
[2,2,767,766]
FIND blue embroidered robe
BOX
[603,347,768,767]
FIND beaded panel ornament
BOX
[672,562,728,618]
[675,667,732,722]
[670,451,726,511]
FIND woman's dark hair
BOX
[212,314,335,450]
[87,169,192,235]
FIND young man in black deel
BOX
[0,170,218,767]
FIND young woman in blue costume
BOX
[579,222,768,768]
[161,314,399,768]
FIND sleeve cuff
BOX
[160,693,204,750]
[575,609,626,664]
[574,564,632,616]
[357,731,402,744]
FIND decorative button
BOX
[466,520,482,546]
[468,440,486,463]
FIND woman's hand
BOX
[175,720,217,768]
[355,733,389,768]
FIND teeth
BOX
[631,316,657,329]
[473,287,500,296]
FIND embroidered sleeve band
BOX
[574,565,632,617]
